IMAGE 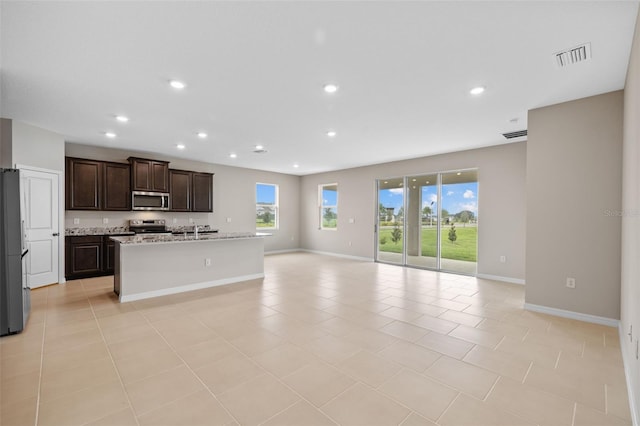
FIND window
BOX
[319,183,338,230]
[256,183,278,229]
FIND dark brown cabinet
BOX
[65,235,127,279]
[65,236,103,279]
[169,169,192,212]
[104,238,116,274]
[66,157,131,211]
[103,162,131,210]
[129,157,169,192]
[66,158,102,210]
[192,172,213,212]
[169,170,213,212]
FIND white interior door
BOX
[21,168,59,288]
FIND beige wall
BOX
[300,142,527,282]
[621,8,640,423]
[65,143,300,253]
[526,91,623,320]
[12,120,65,171]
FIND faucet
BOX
[194,224,198,239]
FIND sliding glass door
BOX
[376,170,478,275]
[376,178,404,264]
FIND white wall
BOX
[621,7,640,424]
[65,143,300,252]
[526,91,623,321]
[300,142,527,282]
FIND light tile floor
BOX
[0,252,632,426]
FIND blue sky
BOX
[379,182,478,215]
[256,183,276,204]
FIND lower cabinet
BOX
[65,235,124,280]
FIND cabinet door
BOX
[192,172,213,212]
[103,162,131,211]
[130,158,152,191]
[169,170,191,211]
[151,161,169,192]
[104,238,116,274]
[66,158,102,210]
[65,236,102,279]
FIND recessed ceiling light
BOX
[412,179,416,182]
[169,80,186,89]
[229,153,237,159]
[176,143,185,150]
[197,132,207,139]
[104,132,116,138]
[323,83,339,94]
[470,86,485,95]
[457,172,462,176]
[293,164,299,168]
[255,144,264,151]
[426,181,430,184]
[384,181,388,184]
[115,115,129,123]
[326,130,337,138]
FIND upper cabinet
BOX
[169,169,213,212]
[129,157,169,193]
[103,162,131,211]
[169,169,191,212]
[66,157,131,211]
[66,157,102,210]
[192,172,213,212]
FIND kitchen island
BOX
[111,232,268,302]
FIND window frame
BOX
[256,182,279,230]
[319,183,338,230]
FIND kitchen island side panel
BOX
[116,237,264,302]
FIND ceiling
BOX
[1,1,637,176]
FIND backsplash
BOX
[64,210,214,229]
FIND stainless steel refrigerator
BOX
[0,168,30,336]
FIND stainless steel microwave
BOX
[131,191,170,211]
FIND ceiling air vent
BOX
[555,43,592,67]
[502,130,527,140]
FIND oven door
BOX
[131,191,170,211]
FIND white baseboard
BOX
[618,324,640,426]
[476,273,525,285]
[524,303,619,327]
[299,249,373,262]
[265,249,301,256]
[119,273,265,303]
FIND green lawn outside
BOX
[379,225,477,262]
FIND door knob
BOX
[52,233,59,237]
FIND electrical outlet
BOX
[566,277,576,289]
[189,217,194,224]
[348,241,352,246]
[499,255,506,263]
[205,258,211,267]
[629,325,633,342]
[73,218,80,225]
[102,217,108,225]
[226,217,232,223]
[173,218,177,224]
[348,218,355,224]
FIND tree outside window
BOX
[319,184,337,230]
[256,183,278,229]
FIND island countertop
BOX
[110,231,271,245]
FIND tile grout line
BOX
[33,287,49,426]
[84,281,141,426]
[137,311,243,425]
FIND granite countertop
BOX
[110,231,271,245]
[65,227,134,236]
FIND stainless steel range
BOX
[128,219,172,235]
